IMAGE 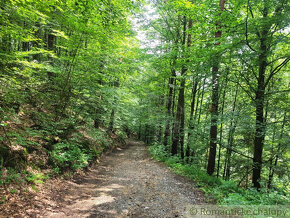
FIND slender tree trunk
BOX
[33,22,41,61]
[22,22,30,52]
[145,124,149,144]
[47,32,55,51]
[184,19,195,161]
[164,67,176,147]
[194,83,201,121]
[267,112,286,189]
[108,109,115,132]
[267,110,277,190]
[158,94,165,143]
[178,78,185,159]
[197,76,206,125]
[217,73,228,177]
[138,122,142,140]
[186,80,198,161]
[94,105,101,129]
[171,81,184,157]
[171,78,177,117]
[207,65,219,175]
[171,16,188,158]
[171,78,177,146]
[223,86,238,180]
[207,0,225,176]
[189,76,205,159]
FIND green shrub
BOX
[0,168,24,186]
[148,143,290,205]
[50,142,91,172]
[25,172,49,185]
[223,188,289,205]
[148,143,169,161]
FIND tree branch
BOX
[232,68,256,93]
[218,142,253,160]
[230,77,255,101]
[265,89,290,96]
[265,57,290,88]
[245,0,257,52]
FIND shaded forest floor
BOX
[1,139,205,217]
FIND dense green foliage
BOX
[0,0,141,190]
[132,0,289,204]
[0,0,289,207]
[149,143,289,205]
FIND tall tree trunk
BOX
[197,76,206,125]
[164,67,176,147]
[189,76,205,159]
[267,112,286,189]
[217,72,228,177]
[179,78,186,159]
[32,22,41,61]
[185,19,195,162]
[22,22,30,52]
[267,110,277,189]
[252,6,269,189]
[171,77,185,156]
[171,78,177,146]
[158,94,165,143]
[171,16,188,158]
[171,78,177,118]
[186,80,198,161]
[207,0,225,176]
[223,86,238,180]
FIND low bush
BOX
[50,142,91,172]
[148,143,289,205]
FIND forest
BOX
[0,0,289,215]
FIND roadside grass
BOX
[148,143,289,205]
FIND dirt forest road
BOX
[16,140,204,217]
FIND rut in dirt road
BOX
[38,140,204,217]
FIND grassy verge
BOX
[148,143,289,205]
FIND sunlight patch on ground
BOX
[68,193,116,211]
[95,184,124,192]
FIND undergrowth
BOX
[0,107,126,200]
[0,168,49,204]
[149,143,289,205]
